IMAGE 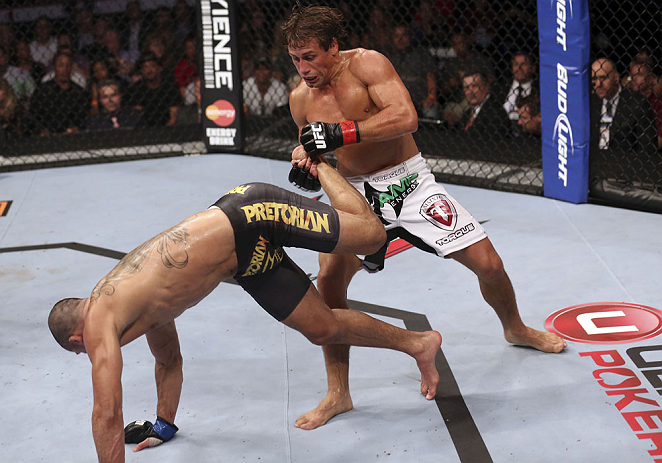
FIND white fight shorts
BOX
[345,153,487,272]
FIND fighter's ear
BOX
[68,335,85,353]
[330,37,339,55]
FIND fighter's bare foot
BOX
[294,393,353,430]
[413,331,442,400]
[505,326,567,353]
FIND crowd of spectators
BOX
[234,0,661,160]
[1,0,660,160]
[0,0,198,142]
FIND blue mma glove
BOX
[124,416,178,446]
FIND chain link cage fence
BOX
[588,0,662,212]
[0,0,203,171]
[1,1,660,212]
[240,0,546,195]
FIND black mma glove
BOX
[288,163,321,192]
[124,416,178,447]
[300,121,360,160]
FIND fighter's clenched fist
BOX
[299,121,360,160]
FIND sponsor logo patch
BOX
[370,166,407,183]
[226,185,251,195]
[240,202,331,234]
[436,223,475,247]
[242,235,284,277]
[205,99,236,127]
[364,174,419,219]
[420,194,457,230]
[545,302,662,344]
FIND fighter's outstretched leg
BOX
[283,285,441,430]
[450,238,567,353]
[293,253,359,430]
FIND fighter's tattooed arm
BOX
[91,222,191,300]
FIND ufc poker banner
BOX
[198,0,243,152]
[537,0,590,203]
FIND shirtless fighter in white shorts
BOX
[283,4,567,430]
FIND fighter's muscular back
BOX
[289,47,420,177]
[85,209,237,347]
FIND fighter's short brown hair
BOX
[281,3,347,50]
[48,298,82,350]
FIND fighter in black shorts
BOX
[47,155,444,461]
[211,182,340,321]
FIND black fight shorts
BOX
[211,183,340,321]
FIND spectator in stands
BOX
[30,51,89,135]
[337,1,361,38]
[54,33,90,80]
[142,33,176,74]
[172,0,195,47]
[360,6,391,53]
[460,0,499,53]
[146,7,178,60]
[81,17,109,65]
[30,17,58,68]
[87,78,141,130]
[499,51,536,122]
[459,69,511,137]
[0,45,36,103]
[124,1,146,64]
[411,0,451,49]
[239,7,270,56]
[103,29,135,83]
[384,24,439,119]
[75,9,95,53]
[440,32,495,125]
[127,53,181,127]
[516,93,541,136]
[242,57,289,116]
[627,57,662,149]
[0,78,23,141]
[41,38,88,89]
[174,36,198,98]
[176,79,201,125]
[89,58,124,116]
[0,24,16,61]
[590,57,657,156]
[17,40,46,84]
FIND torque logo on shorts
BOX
[545,302,662,344]
[436,223,475,247]
[242,235,284,277]
[241,202,331,233]
[420,194,457,230]
[364,174,419,218]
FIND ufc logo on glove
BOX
[312,123,327,150]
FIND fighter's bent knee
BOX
[357,215,386,255]
[302,323,339,346]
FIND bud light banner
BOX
[198,0,243,152]
[537,0,590,203]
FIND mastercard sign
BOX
[545,302,662,344]
[205,100,236,127]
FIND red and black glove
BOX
[299,121,360,160]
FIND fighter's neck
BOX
[325,53,350,87]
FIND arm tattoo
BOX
[91,222,191,300]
